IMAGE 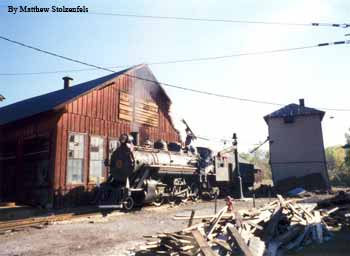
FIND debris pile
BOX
[318,191,350,228]
[135,195,336,256]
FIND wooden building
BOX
[264,99,330,192]
[0,65,180,208]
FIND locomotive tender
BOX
[97,134,233,210]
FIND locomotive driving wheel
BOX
[123,196,135,211]
[181,186,191,203]
[190,183,200,201]
[152,195,165,207]
[209,187,220,200]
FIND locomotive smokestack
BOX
[63,76,73,89]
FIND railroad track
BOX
[0,199,202,234]
[0,210,101,234]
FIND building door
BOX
[20,135,50,206]
[0,140,16,201]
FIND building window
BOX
[89,136,104,183]
[108,139,120,159]
[67,133,84,184]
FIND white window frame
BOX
[89,135,105,184]
[67,133,85,184]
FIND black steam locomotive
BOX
[96,134,225,210]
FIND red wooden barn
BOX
[0,64,180,208]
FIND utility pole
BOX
[232,133,244,199]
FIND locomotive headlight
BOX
[116,160,123,168]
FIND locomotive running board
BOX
[98,204,123,209]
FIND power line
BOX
[2,4,348,28]
[89,11,350,28]
[1,35,350,112]
[1,40,349,76]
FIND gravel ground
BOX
[0,198,270,256]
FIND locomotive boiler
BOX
[97,134,219,210]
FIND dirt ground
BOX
[1,196,349,256]
[0,199,269,256]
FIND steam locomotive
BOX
[96,134,235,210]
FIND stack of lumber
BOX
[135,195,336,256]
[317,191,350,228]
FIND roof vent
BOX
[299,98,305,107]
[62,76,73,89]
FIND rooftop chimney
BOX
[299,98,305,107]
[62,76,73,89]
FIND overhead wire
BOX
[1,35,350,112]
[1,3,349,28]
[88,11,350,28]
[1,40,349,77]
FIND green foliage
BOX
[326,129,350,186]
[240,149,271,180]
[344,129,350,168]
[325,146,345,171]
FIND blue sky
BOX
[0,0,349,151]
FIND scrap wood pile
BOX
[317,191,350,228]
[135,195,337,256]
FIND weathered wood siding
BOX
[54,66,180,205]
[0,112,59,206]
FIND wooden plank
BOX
[285,225,311,250]
[135,119,158,126]
[120,100,133,107]
[276,224,304,244]
[119,109,133,115]
[119,113,133,122]
[262,207,282,242]
[249,210,272,224]
[314,211,323,243]
[135,107,158,118]
[266,240,280,256]
[191,230,217,256]
[226,225,253,256]
[212,239,231,252]
[188,210,195,228]
[135,98,158,108]
[207,206,227,239]
[298,203,317,219]
[326,207,339,215]
[136,102,158,111]
[245,220,263,230]
[135,112,158,122]
[119,104,133,112]
[135,116,158,127]
[277,194,287,207]
[135,120,158,127]
[248,236,265,256]
[174,213,236,220]
[120,91,134,101]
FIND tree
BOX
[345,129,350,169]
[240,149,271,180]
[325,146,345,171]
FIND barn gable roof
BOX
[264,103,325,123]
[0,65,172,126]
